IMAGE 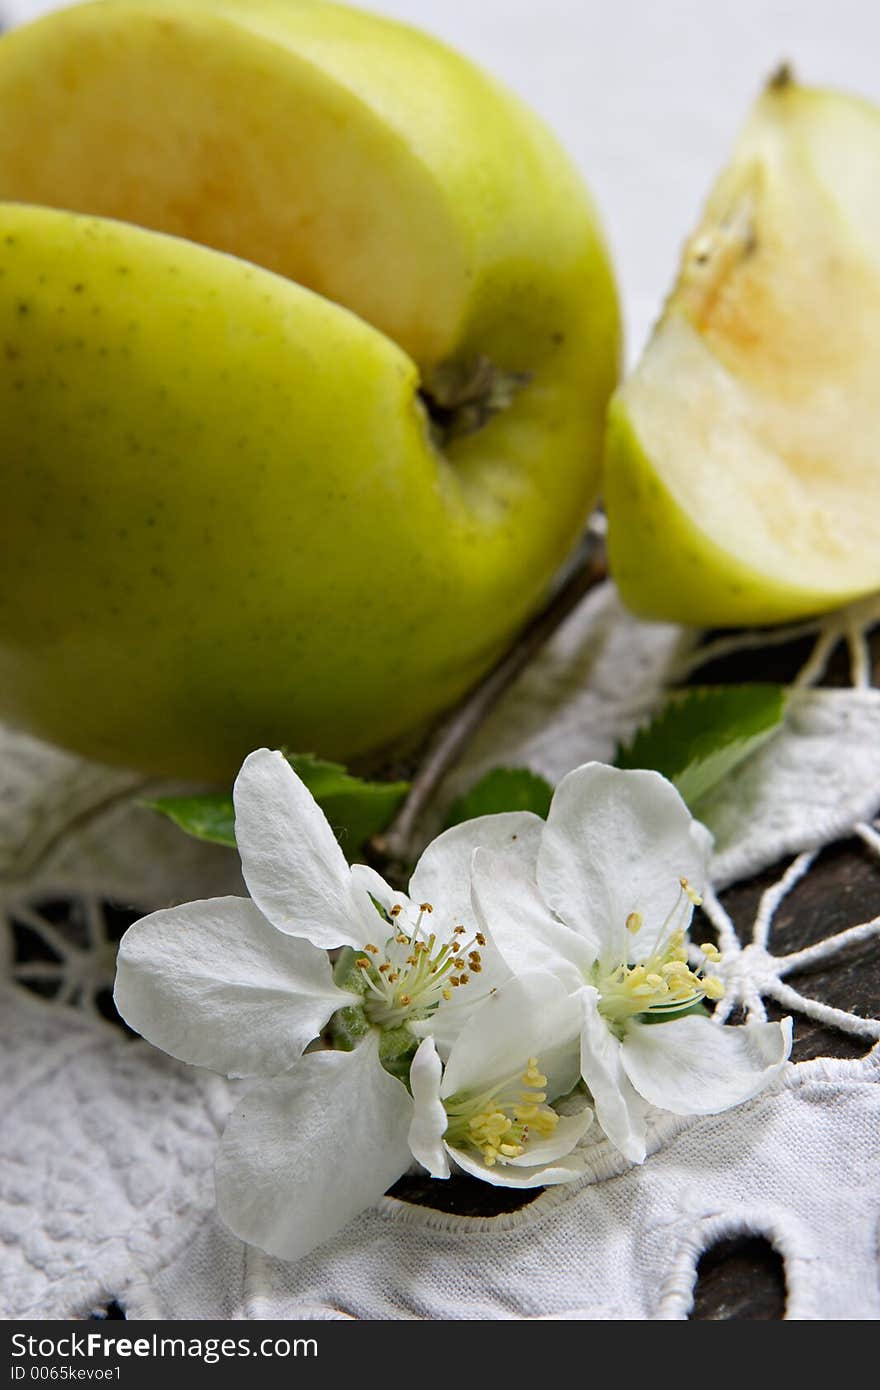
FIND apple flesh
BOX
[0,0,619,778]
[605,73,880,627]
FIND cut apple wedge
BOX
[0,0,619,778]
[605,71,880,626]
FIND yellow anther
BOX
[442,989,452,1001]
[420,903,434,914]
[632,983,654,997]
[476,933,486,946]
[396,934,409,945]
[356,957,370,970]
[364,943,379,954]
[470,962,482,974]
[533,1111,558,1136]
[390,904,402,917]
[378,962,390,974]
[398,993,412,1007]
[626,911,643,933]
[702,975,725,1000]
[521,1061,547,1088]
[680,877,703,906]
[499,1143,524,1158]
[645,973,667,991]
[700,942,722,962]
[662,960,689,977]
[670,973,697,995]
[453,925,466,935]
[458,973,470,985]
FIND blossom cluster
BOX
[114,750,791,1263]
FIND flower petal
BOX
[233,748,370,949]
[114,897,350,1077]
[440,972,581,1102]
[408,1037,450,1179]
[408,811,543,934]
[577,986,648,1163]
[471,847,591,991]
[349,862,412,922]
[621,1014,793,1116]
[538,763,710,964]
[448,1143,589,1188]
[215,1034,413,1262]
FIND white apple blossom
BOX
[114,747,542,1261]
[114,747,539,1072]
[409,972,592,1187]
[471,762,793,1163]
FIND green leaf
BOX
[144,753,409,860]
[286,754,409,857]
[142,793,236,847]
[616,684,787,810]
[445,766,554,828]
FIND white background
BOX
[3,0,880,361]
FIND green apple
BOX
[0,0,619,779]
[605,71,880,627]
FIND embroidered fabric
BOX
[2,580,879,1320]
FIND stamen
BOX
[597,874,724,1023]
[444,1053,560,1168]
[353,895,489,1028]
[680,877,703,906]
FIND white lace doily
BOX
[2,579,879,1321]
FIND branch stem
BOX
[368,532,606,882]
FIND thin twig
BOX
[368,533,607,882]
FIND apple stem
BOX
[367,527,607,886]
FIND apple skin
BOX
[0,1,620,779]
